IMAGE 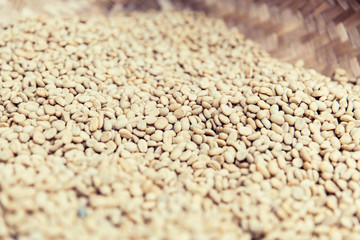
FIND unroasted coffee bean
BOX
[0,11,359,240]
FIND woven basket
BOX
[2,0,360,79]
[187,0,360,80]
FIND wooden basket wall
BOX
[2,0,360,78]
[175,0,360,79]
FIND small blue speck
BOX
[77,207,87,218]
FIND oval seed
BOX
[270,113,284,125]
[154,117,168,130]
[13,114,26,123]
[33,131,45,145]
[238,126,252,136]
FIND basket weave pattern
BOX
[1,0,360,78]
[171,0,360,78]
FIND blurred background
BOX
[1,0,359,79]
